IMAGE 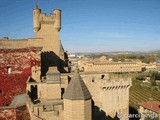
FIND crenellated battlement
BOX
[101,76,132,89]
[39,13,55,23]
[33,7,61,33]
[99,74,132,89]
[33,5,61,54]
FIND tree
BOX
[136,74,146,81]
[142,67,146,72]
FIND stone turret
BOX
[63,69,92,120]
[33,3,41,32]
[54,9,61,32]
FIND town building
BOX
[78,56,142,73]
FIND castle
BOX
[0,4,132,120]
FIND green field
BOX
[129,79,160,108]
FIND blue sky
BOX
[0,0,160,53]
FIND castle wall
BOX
[101,86,129,119]
[59,72,131,120]
[37,83,47,99]
[46,83,61,99]
[80,73,131,119]
[0,38,43,49]
[36,25,60,55]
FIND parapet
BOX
[0,37,43,50]
[33,8,61,32]
[100,74,132,89]
[39,13,55,23]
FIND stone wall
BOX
[81,73,131,119]
[0,38,43,49]
[64,99,91,120]
[60,72,131,120]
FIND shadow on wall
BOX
[92,100,120,120]
[92,105,140,120]
[41,51,68,77]
[28,85,40,104]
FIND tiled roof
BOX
[139,101,160,113]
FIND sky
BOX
[0,0,160,53]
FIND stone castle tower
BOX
[63,69,92,120]
[33,3,61,53]
[33,3,68,76]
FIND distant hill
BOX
[71,50,160,56]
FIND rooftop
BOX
[139,101,160,113]
[63,70,91,100]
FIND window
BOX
[7,67,11,74]
[61,88,65,99]
[101,75,105,79]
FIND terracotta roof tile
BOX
[140,101,160,113]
